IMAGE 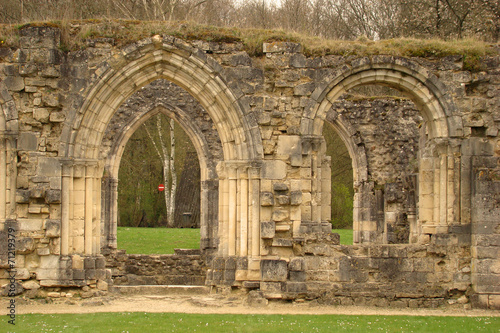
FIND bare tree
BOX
[481,0,500,41]
[442,0,474,38]
[279,0,311,33]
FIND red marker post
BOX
[158,184,165,192]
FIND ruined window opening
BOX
[323,122,354,244]
[326,84,423,245]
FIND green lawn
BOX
[332,229,353,245]
[117,227,200,254]
[12,313,499,333]
[117,227,354,254]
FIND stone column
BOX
[228,164,237,256]
[353,189,361,244]
[84,164,95,255]
[108,178,118,250]
[321,155,332,232]
[311,142,320,225]
[249,166,261,258]
[239,166,249,256]
[93,169,102,254]
[419,155,435,235]
[61,161,73,256]
[438,152,448,231]
[200,179,218,251]
[217,163,228,256]
[436,141,456,234]
[405,175,418,244]
[449,148,461,225]
[200,180,209,249]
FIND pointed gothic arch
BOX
[304,57,464,243]
[58,37,263,256]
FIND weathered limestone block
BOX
[263,42,302,54]
[4,76,24,91]
[19,63,38,76]
[16,268,30,280]
[261,160,286,179]
[294,82,315,96]
[273,182,289,192]
[247,290,269,307]
[261,259,288,282]
[489,295,500,310]
[272,239,293,247]
[95,257,106,269]
[97,280,108,291]
[289,271,306,282]
[16,237,35,254]
[276,135,302,164]
[49,111,65,122]
[41,65,60,78]
[29,186,45,199]
[261,281,282,292]
[44,220,60,238]
[33,108,50,122]
[272,209,289,222]
[18,132,38,151]
[22,280,40,290]
[285,281,307,292]
[260,192,274,206]
[276,195,290,205]
[0,282,24,296]
[16,190,30,204]
[72,269,85,280]
[289,258,305,271]
[43,189,61,203]
[36,157,61,177]
[37,247,50,256]
[71,255,84,270]
[290,191,303,206]
[84,257,95,269]
[261,221,275,239]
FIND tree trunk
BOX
[156,115,174,227]
[168,118,176,226]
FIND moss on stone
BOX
[0,19,496,66]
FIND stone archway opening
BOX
[308,59,462,244]
[324,84,423,245]
[98,79,225,286]
[58,40,263,264]
[99,79,223,257]
[322,122,354,243]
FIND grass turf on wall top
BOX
[0,19,497,70]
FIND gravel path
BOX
[13,294,500,317]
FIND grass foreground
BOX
[11,313,499,333]
[117,227,353,254]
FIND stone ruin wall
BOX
[108,249,207,287]
[0,25,498,309]
[332,97,423,244]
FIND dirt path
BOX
[13,294,500,317]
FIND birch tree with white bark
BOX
[144,114,177,227]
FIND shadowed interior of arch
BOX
[323,84,423,245]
